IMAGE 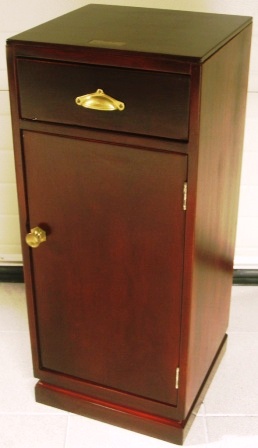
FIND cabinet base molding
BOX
[35,335,227,445]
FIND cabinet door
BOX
[23,131,187,406]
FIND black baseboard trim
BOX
[0,266,24,283]
[233,269,258,285]
[0,267,257,286]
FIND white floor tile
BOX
[206,416,258,442]
[65,413,209,448]
[0,283,28,331]
[229,286,258,332]
[0,414,68,448]
[195,403,206,416]
[204,332,258,416]
[206,436,258,448]
[65,414,175,448]
[184,415,208,446]
[0,377,67,414]
[0,331,33,380]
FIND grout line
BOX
[64,413,71,448]
[203,417,210,444]
[227,329,258,332]
[203,403,210,444]
[0,411,69,416]
[204,414,258,417]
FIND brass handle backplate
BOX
[25,226,46,248]
[75,89,125,111]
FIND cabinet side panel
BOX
[185,25,252,413]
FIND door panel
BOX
[23,131,187,406]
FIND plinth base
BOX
[35,335,227,445]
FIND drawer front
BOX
[17,59,190,140]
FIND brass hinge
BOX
[183,182,187,211]
[175,367,180,389]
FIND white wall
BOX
[1,0,258,268]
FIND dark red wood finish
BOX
[23,131,187,406]
[8,4,251,62]
[6,5,252,445]
[17,59,190,140]
[182,25,252,415]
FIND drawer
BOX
[17,59,190,140]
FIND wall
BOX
[1,0,258,268]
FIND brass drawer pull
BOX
[75,89,125,111]
[25,226,46,248]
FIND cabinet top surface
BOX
[7,4,252,62]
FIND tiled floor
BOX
[0,283,258,447]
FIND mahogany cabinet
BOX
[7,5,252,444]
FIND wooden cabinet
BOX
[7,5,252,444]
